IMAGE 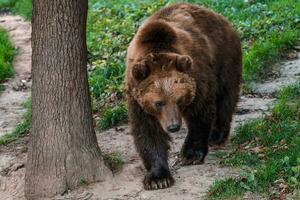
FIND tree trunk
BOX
[25,1,112,199]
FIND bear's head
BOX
[131,53,196,133]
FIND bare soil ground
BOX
[0,15,299,200]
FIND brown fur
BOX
[125,3,242,190]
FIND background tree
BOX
[25,0,112,199]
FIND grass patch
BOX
[207,82,300,199]
[13,0,32,20]
[97,103,127,130]
[0,98,31,145]
[243,29,298,81]
[0,28,14,83]
[0,0,15,8]
[103,152,124,173]
[208,177,246,200]
[0,0,32,20]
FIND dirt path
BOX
[0,14,299,199]
[0,15,31,138]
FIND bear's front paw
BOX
[143,168,174,190]
[181,146,207,165]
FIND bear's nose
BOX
[167,124,180,133]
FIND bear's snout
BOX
[167,123,181,133]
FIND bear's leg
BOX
[209,92,238,146]
[133,129,174,190]
[128,100,174,190]
[181,116,213,165]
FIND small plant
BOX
[0,0,32,19]
[79,178,87,186]
[103,152,124,173]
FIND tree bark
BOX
[25,1,112,199]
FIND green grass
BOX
[208,177,246,200]
[13,0,32,20]
[207,82,300,199]
[0,28,14,83]
[0,0,15,8]
[0,98,31,145]
[243,29,299,81]
[0,0,32,20]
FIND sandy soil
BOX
[0,15,299,200]
[0,15,31,138]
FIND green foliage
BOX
[0,28,14,83]
[208,82,300,199]
[0,0,32,20]
[13,0,32,20]
[103,152,124,172]
[243,29,298,81]
[98,103,128,130]
[0,0,16,8]
[0,98,31,145]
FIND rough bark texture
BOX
[25,1,111,199]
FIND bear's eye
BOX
[154,101,165,110]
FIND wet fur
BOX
[125,3,242,190]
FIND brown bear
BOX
[125,3,242,190]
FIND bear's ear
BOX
[132,63,150,82]
[138,20,177,47]
[176,55,193,72]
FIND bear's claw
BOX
[181,157,204,165]
[144,177,174,190]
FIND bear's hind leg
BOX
[181,115,213,165]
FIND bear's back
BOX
[148,3,231,39]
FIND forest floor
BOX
[0,14,299,200]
